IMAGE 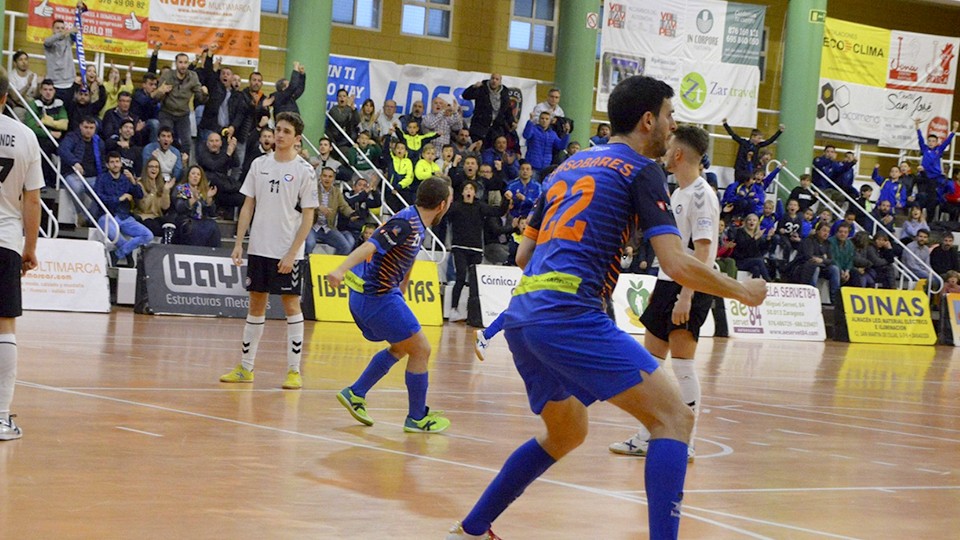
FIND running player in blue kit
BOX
[328,176,454,433]
[446,76,767,540]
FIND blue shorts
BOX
[504,311,661,414]
[348,290,421,344]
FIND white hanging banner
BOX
[22,238,110,313]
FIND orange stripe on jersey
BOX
[523,226,539,241]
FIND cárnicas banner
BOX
[135,243,285,319]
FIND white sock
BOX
[671,358,701,447]
[0,335,17,420]
[241,315,266,372]
[286,313,304,373]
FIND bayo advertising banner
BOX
[816,18,958,148]
[596,0,765,127]
[327,55,538,128]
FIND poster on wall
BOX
[27,0,150,57]
[596,0,765,127]
[815,18,958,149]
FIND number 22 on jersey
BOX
[537,176,595,245]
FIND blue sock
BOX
[405,371,428,420]
[351,349,399,398]
[483,312,505,341]
[461,438,556,535]
[644,438,689,540]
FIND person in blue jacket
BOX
[523,110,569,179]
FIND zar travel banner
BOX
[597,0,764,126]
[28,0,150,57]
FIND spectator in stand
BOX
[589,123,610,147]
[478,161,506,205]
[833,152,859,200]
[505,161,539,219]
[452,128,482,161]
[504,215,527,266]
[305,167,356,255]
[903,229,933,280]
[272,61,306,116]
[795,222,841,303]
[776,199,803,261]
[347,131,382,183]
[100,63,134,118]
[484,208,514,265]
[873,232,900,288]
[914,118,958,204]
[134,158,175,238]
[142,127,184,182]
[555,141,580,165]
[828,222,855,288]
[94,152,153,266]
[462,73,513,145]
[154,52,208,156]
[788,173,816,213]
[172,165,220,247]
[700,154,718,190]
[942,270,960,298]
[375,99,402,146]
[105,119,143,174]
[481,135,519,180]
[722,118,784,183]
[853,184,875,230]
[759,199,781,244]
[400,100,425,132]
[197,55,247,151]
[66,75,106,133]
[357,98,380,140]
[59,116,105,221]
[8,51,39,122]
[715,217,737,278]
[732,213,773,280]
[26,79,69,187]
[238,71,272,165]
[931,232,960,276]
[446,182,512,321]
[197,132,242,215]
[830,210,859,237]
[531,88,565,123]
[438,144,462,182]
[101,91,145,143]
[411,145,445,203]
[871,164,908,214]
[343,177,381,243]
[327,88,360,156]
[423,96,463,148]
[386,141,414,207]
[43,18,78,105]
[132,72,160,144]
[240,127,274,182]
[523,110,569,178]
[313,137,343,174]
[869,199,896,237]
[851,231,879,289]
[900,206,930,243]
[800,207,816,238]
[400,119,437,164]
[449,154,480,199]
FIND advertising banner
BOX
[327,55,539,130]
[474,264,522,327]
[307,254,442,326]
[724,283,825,341]
[816,18,958,149]
[596,0,765,126]
[28,0,150,57]
[612,273,716,337]
[136,244,285,318]
[21,238,110,313]
[946,293,960,347]
[148,0,260,67]
[841,287,937,345]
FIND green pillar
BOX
[0,0,6,58]
[285,1,331,145]
[778,0,828,189]
[555,0,601,145]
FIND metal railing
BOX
[320,111,448,262]
[9,85,121,245]
[780,162,942,295]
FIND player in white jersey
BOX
[219,112,319,390]
[0,67,43,440]
[610,125,720,461]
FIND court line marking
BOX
[876,442,934,450]
[871,461,897,467]
[715,417,740,424]
[678,485,960,494]
[17,380,850,539]
[115,426,163,437]
[776,429,817,437]
[708,385,960,414]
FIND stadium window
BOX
[261,0,290,15]
[759,26,769,83]
[401,0,452,39]
[332,0,381,29]
[509,0,557,54]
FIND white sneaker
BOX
[448,307,466,322]
[609,433,648,456]
[446,522,502,539]
[0,415,22,441]
[474,329,489,361]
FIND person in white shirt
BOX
[609,125,720,463]
[0,67,44,441]
[219,112,319,391]
[8,51,39,121]
[531,87,565,123]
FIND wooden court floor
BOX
[2,309,959,539]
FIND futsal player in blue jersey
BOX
[446,76,767,540]
[328,177,454,433]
